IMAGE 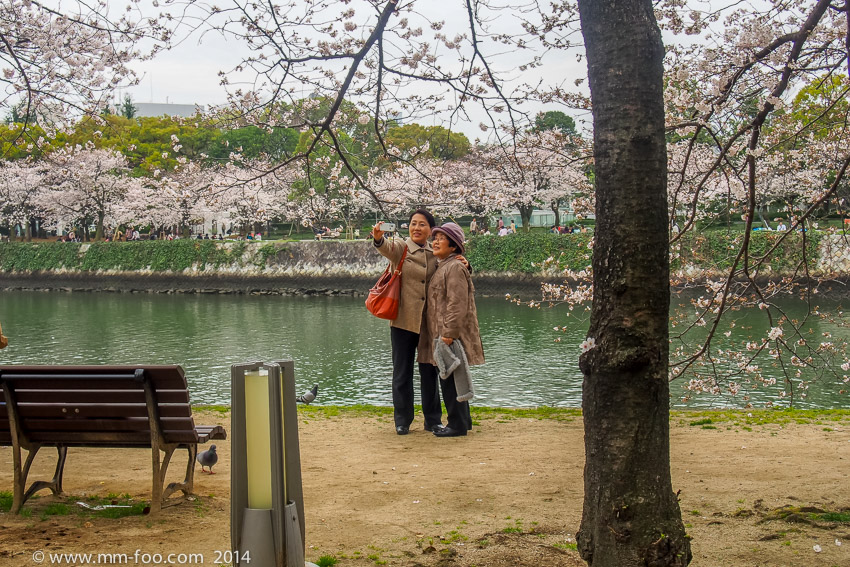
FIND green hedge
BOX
[466,233,593,273]
[465,231,822,274]
[670,231,822,273]
[0,231,827,275]
[0,240,249,272]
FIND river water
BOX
[1,290,848,409]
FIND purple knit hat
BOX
[431,222,465,255]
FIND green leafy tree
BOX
[67,115,222,176]
[385,123,470,160]
[207,125,299,164]
[0,122,61,160]
[120,95,137,119]
[532,110,577,135]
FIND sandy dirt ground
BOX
[1,408,849,567]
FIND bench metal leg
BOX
[162,444,197,501]
[150,443,173,515]
[12,445,68,514]
[151,442,201,514]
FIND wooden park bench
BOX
[0,365,226,514]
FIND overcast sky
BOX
[120,3,592,140]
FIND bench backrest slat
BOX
[10,389,190,404]
[21,416,195,432]
[0,365,201,447]
[1,403,192,419]
[2,430,205,445]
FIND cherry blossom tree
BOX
[120,157,217,236]
[367,154,470,219]
[0,159,46,240]
[655,0,850,413]
[476,129,591,230]
[213,159,298,234]
[39,144,143,240]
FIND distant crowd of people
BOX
[467,216,588,236]
[550,224,588,234]
[53,227,267,242]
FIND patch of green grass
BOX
[471,406,581,421]
[553,542,578,551]
[42,503,71,517]
[315,555,338,567]
[0,491,12,512]
[502,519,524,534]
[298,404,395,418]
[194,404,230,414]
[673,408,850,428]
[136,406,850,431]
[690,510,701,516]
[441,530,468,543]
[811,511,850,523]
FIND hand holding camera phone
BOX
[378,222,396,232]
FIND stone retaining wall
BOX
[2,236,848,297]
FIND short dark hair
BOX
[409,208,436,228]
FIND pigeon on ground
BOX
[197,444,218,474]
[296,384,319,404]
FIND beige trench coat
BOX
[421,255,485,366]
[374,236,437,340]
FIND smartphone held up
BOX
[378,222,396,232]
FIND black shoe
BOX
[433,426,467,437]
[425,423,444,433]
[396,425,410,435]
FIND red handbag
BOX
[366,247,408,320]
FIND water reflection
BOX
[1,290,848,409]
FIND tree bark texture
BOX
[576,1,691,566]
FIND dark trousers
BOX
[439,371,473,432]
[390,327,442,428]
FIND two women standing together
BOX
[372,210,484,437]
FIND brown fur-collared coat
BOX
[420,254,484,366]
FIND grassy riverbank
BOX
[199,403,850,423]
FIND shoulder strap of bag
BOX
[394,245,408,274]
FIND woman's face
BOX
[432,232,456,259]
[408,213,432,245]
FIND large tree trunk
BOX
[576,1,691,566]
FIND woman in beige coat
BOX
[423,222,484,437]
[372,209,444,435]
